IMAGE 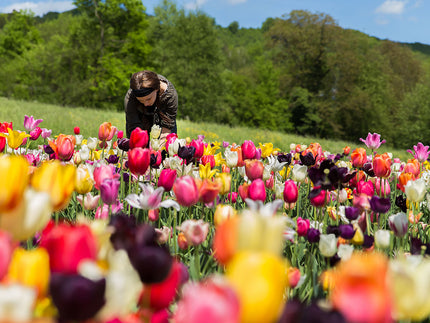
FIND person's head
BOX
[130,70,161,107]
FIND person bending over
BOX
[124,70,178,139]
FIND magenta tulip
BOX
[241,140,256,160]
[158,168,178,191]
[190,139,204,159]
[283,180,299,204]
[100,178,120,205]
[248,179,266,202]
[129,127,149,149]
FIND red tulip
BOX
[158,168,177,192]
[310,187,328,207]
[40,222,97,274]
[173,176,199,207]
[130,127,149,149]
[201,155,216,169]
[98,122,117,141]
[241,140,256,160]
[245,159,264,181]
[73,127,80,135]
[283,180,299,204]
[248,179,266,202]
[128,148,151,176]
[190,139,204,159]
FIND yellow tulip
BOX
[0,155,29,214]
[7,247,50,298]
[199,162,218,180]
[214,204,237,226]
[31,160,76,212]
[214,152,226,166]
[203,141,220,156]
[259,142,280,159]
[0,128,30,150]
[226,251,289,323]
[215,172,231,195]
[75,165,94,195]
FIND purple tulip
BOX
[388,212,408,237]
[307,228,321,243]
[23,115,43,132]
[407,142,430,163]
[359,132,386,150]
[369,196,391,213]
[339,224,356,239]
[100,178,120,205]
[345,206,360,221]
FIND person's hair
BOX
[130,70,160,91]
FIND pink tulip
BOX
[0,230,14,280]
[353,193,371,211]
[173,279,240,323]
[76,193,100,210]
[23,115,43,132]
[310,187,328,207]
[296,217,310,237]
[245,159,264,181]
[129,127,149,149]
[227,192,238,203]
[158,168,177,192]
[173,176,199,207]
[98,122,117,141]
[238,183,249,201]
[359,132,386,150]
[241,140,256,160]
[283,180,299,204]
[248,179,266,202]
[375,178,391,197]
[408,142,430,163]
[29,127,42,140]
[128,148,151,176]
[41,128,52,139]
[165,133,178,152]
[356,180,375,197]
[178,219,210,246]
[93,164,120,190]
[95,201,123,219]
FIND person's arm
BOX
[158,82,178,136]
[124,89,144,138]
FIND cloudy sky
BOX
[1,0,428,45]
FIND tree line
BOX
[1,0,430,148]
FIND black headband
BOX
[132,87,155,97]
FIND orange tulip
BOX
[351,148,367,168]
[403,159,420,178]
[196,178,222,204]
[398,172,415,192]
[373,153,392,178]
[212,216,239,265]
[330,252,392,323]
[49,134,76,161]
[98,122,117,141]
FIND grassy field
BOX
[0,97,410,159]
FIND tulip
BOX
[375,230,391,249]
[50,272,106,322]
[388,212,408,237]
[168,138,185,156]
[310,187,328,207]
[403,158,421,177]
[49,134,76,161]
[41,128,52,139]
[199,162,218,179]
[283,180,299,204]
[158,168,177,191]
[0,137,5,153]
[93,163,119,190]
[350,148,367,168]
[178,145,196,164]
[173,176,199,207]
[375,177,391,197]
[369,195,391,213]
[29,127,42,140]
[405,178,426,203]
[100,178,120,205]
[225,149,239,168]
[95,201,122,220]
[226,251,288,323]
[178,219,210,246]
[307,228,321,243]
[0,128,30,150]
[319,234,337,257]
[129,127,149,149]
[165,133,179,153]
[398,172,415,192]
[356,180,374,197]
[75,164,94,195]
[214,204,237,226]
[337,244,354,261]
[0,188,52,241]
[7,247,50,298]
[248,178,266,202]
[77,192,100,210]
[296,217,310,237]
[79,144,91,161]
[127,147,151,176]
[98,122,117,141]
[353,193,370,211]
[407,142,430,163]
[125,182,180,211]
[173,278,240,323]
[373,153,392,178]
[31,160,76,212]
[23,115,43,132]
[40,223,97,274]
[291,164,308,182]
[238,182,249,201]
[288,267,301,288]
[201,154,216,169]
[73,126,80,135]
[0,155,29,214]
[241,140,256,160]
[360,132,386,150]
[197,178,222,204]
[0,285,36,322]
[331,252,391,323]
[344,206,360,221]
[0,231,13,280]
[215,172,231,195]
[190,139,204,159]
[338,224,355,239]
[244,159,264,181]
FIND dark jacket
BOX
[124,74,178,138]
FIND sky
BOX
[0,0,429,45]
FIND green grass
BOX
[0,97,410,159]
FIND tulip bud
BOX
[129,127,149,149]
[173,176,199,207]
[319,234,337,257]
[296,217,310,237]
[248,179,266,202]
[245,159,264,181]
[127,148,151,176]
[158,168,177,192]
[283,180,298,204]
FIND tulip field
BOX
[2,115,430,323]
